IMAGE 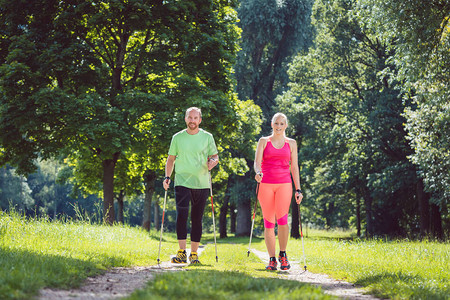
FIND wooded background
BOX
[1,0,448,239]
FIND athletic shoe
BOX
[171,249,187,263]
[266,258,277,271]
[189,252,201,264]
[278,252,291,270]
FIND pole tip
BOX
[216,256,218,262]
[304,266,307,271]
[247,251,250,257]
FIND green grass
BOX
[2,210,449,300]
[253,230,450,299]
[0,211,179,299]
[126,239,335,300]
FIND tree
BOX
[358,0,450,237]
[0,0,241,225]
[0,166,34,213]
[277,0,421,236]
[236,0,313,131]
[231,0,313,236]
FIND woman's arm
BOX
[254,137,267,182]
[289,139,303,204]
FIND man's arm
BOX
[163,155,176,190]
[207,154,219,171]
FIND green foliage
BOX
[277,0,420,236]
[0,0,242,224]
[0,166,34,213]
[357,0,450,208]
[235,0,313,132]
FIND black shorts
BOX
[174,186,209,242]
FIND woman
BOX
[254,112,303,270]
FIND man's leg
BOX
[178,239,187,250]
[172,186,191,263]
[175,186,191,244]
[189,189,208,253]
[190,241,200,253]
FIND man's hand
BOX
[208,157,218,170]
[163,177,171,190]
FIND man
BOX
[163,107,219,264]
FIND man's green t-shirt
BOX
[168,129,218,189]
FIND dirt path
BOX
[38,247,203,300]
[39,246,380,300]
[250,248,379,300]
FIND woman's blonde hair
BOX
[271,112,288,126]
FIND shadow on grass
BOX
[355,272,449,299]
[127,269,336,300]
[203,235,264,245]
[0,247,105,300]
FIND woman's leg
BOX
[274,183,292,252]
[278,224,289,252]
[258,183,276,257]
[264,228,276,257]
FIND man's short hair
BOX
[185,107,202,118]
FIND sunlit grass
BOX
[2,211,449,300]
[0,210,178,300]
[127,239,335,300]
[252,229,450,299]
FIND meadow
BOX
[1,211,448,299]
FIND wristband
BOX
[296,189,302,194]
[164,176,170,181]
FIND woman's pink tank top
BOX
[261,139,291,183]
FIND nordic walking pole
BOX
[157,189,168,266]
[209,171,219,262]
[247,182,260,257]
[298,203,307,271]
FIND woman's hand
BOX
[295,190,303,204]
[255,172,263,183]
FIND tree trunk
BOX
[117,190,125,224]
[142,170,156,231]
[220,197,229,238]
[430,203,443,239]
[291,199,300,238]
[230,204,236,233]
[356,197,361,237]
[325,201,335,229]
[102,152,120,225]
[154,195,160,231]
[236,198,251,236]
[220,177,233,238]
[417,179,430,237]
[362,186,374,237]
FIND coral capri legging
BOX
[258,182,292,228]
